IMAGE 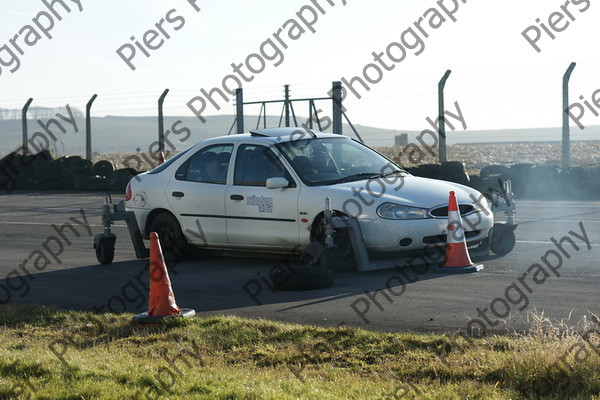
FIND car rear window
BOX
[147,148,192,175]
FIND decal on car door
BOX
[247,195,273,213]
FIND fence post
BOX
[22,98,33,153]
[236,88,244,133]
[157,89,169,153]
[438,70,451,163]
[562,62,576,170]
[332,81,343,134]
[284,84,290,127]
[85,94,98,161]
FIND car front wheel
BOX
[311,213,357,271]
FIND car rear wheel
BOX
[148,212,192,261]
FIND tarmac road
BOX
[0,191,599,335]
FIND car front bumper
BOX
[359,211,493,254]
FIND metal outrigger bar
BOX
[488,178,516,227]
[93,193,148,264]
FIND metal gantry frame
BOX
[230,82,363,142]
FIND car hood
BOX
[330,175,481,209]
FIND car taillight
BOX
[125,180,132,201]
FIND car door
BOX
[166,144,233,246]
[225,144,301,249]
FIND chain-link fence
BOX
[2,83,598,171]
[2,79,600,197]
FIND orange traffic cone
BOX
[436,191,483,273]
[133,232,195,323]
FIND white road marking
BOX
[518,219,600,223]
[518,203,600,208]
[39,207,100,211]
[0,239,97,243]
[517,240,600,246]
[0,221,126,227]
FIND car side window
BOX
[234,144,295,187]
[176,144,233,184]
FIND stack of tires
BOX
[74,160,112,191]
[439,161,470,185]
[27,156,76,190]
[0,150,53,191]
[74,160,137,192]
[406,162,469,185]
[476,165,511,195]
[476,163,586,199]
[407,161,599,199]
[404,163,440,179]
[0,150,140,192]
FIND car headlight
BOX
[377,203,429,220]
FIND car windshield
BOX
[276,137,406,186]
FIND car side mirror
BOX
[266,177,289,189]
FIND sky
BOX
[0,0,598,132]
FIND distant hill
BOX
[0,114,598,158]
[0,115,409,157]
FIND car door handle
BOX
[172,191,185,198]
[230,194,244,201]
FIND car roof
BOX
[198,127,348,146]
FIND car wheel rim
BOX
[157,223,176,250]
[313,223,354,265]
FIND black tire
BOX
[112,168,137,178]
[416,164,442,179]
[442,161,466,175]
[86,176,108,191]
[92,160,115,178]
[300,243,341,270]
[490,224,516,256]
[74,175,89,191]
[62,155,82,170]
[311,214,356,272]
[108,168,136,191]
[95,239,115,265]
[468,174,484,190]
[35,159,64,178]
[272,266,333,291]
[480,165,509,178]
[148,212,192,260]
[69,158,93,175]
[443,172,470,185]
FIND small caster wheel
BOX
[94,233,116,265]
[490,223,517,256]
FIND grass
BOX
[0,305,599,399]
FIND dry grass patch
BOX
[0,304,599,399]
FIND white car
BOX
[125,127,494,270]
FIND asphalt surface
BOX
[0,191,599,335]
